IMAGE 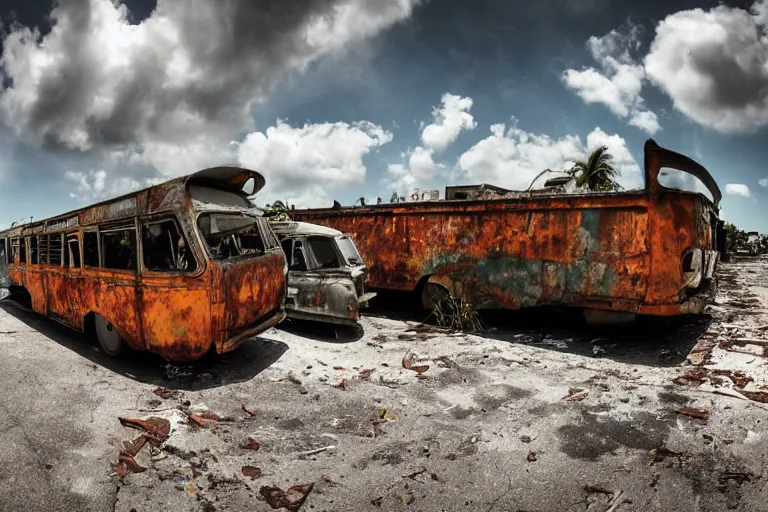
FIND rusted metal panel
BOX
[222,251,286,335]
[270,221,375,325]
[294,139,721,317]
[0,166,287,362]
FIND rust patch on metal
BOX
[294,139,721,317]
[0,167,287,363]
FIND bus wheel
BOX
[94,314,123,356]
[421,282,451,312]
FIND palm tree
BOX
[568,145,620,191]
[267,200,288,211]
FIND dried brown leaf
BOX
[239,437,260,451]
[260,483,314,511]
[241,466,262,480]
[674,408,709,422]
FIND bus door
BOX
[138,216,211,361]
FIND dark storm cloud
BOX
[644,1,768,133]
[0,0,422,153]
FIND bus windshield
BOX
[197,213,266,260]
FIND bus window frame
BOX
[98,219,139,275]
[82,228,102,269]
[140,215,201,276]
[66,232,82,269]
[193,210,280,263]
[49,232,65,267]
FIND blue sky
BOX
[0,0,767,231]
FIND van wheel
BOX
[94,314,123,356]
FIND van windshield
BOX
[197,213,266,261]
[336,235,362,265]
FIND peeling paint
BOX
[293,139,722,316]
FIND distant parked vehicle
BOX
[270,220,376,325]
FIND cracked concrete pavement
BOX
[1,256,767,511]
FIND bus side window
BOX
[141,219,196,272]
[38,235,49,265]
[50,234,63,266]
[101,228,138,271]
[30,236,38,264]
[83,232,99,267]
[19,238,26,263]
[67,235,81,268]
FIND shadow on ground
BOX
[366,290,711,367]
[276,318,364,343]
[480,307,712,367]
[0,299,288,390]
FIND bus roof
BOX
[0,166,265,237]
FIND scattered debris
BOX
[649,447,679,463]
[605,490,625,512]
[527,451,537,462]
[241,404,256,416]
[241,466,262,480]
[402,350,429,375]
[358,368,375,380]
[296,445,336,458]
[584,485,611,495]
[165,364,195,381]
[152,386,180,400]
[740,390,768,403]
[563,390,589,402]
[239,438,260,451]
[111,417,171,478]
[187,411,221,430]
[673,368,710,386]
[260,483,314,511]
[719,472,752,485]
[674,408,710,422]
[333,366,345,371]
[118,417,171,445]
[322,475,341,487]
[402,468,427,480]
[332,378,347,390]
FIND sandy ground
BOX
[1,257,768,512]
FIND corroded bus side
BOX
[0,167,287,362]
[293,140,721,317]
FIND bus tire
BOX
[94,314,123,357]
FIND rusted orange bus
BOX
[0,167,287,362]
[293,139,725,322]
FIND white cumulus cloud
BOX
[563,25,660,135]
[725,183,751,197]
[65,169,159,203]
[237,120,392,208]
[0,0,422,199]
[759,178,768,187]
[457,122,643,191]
[644,0,768,133]
[387,93,476,194]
